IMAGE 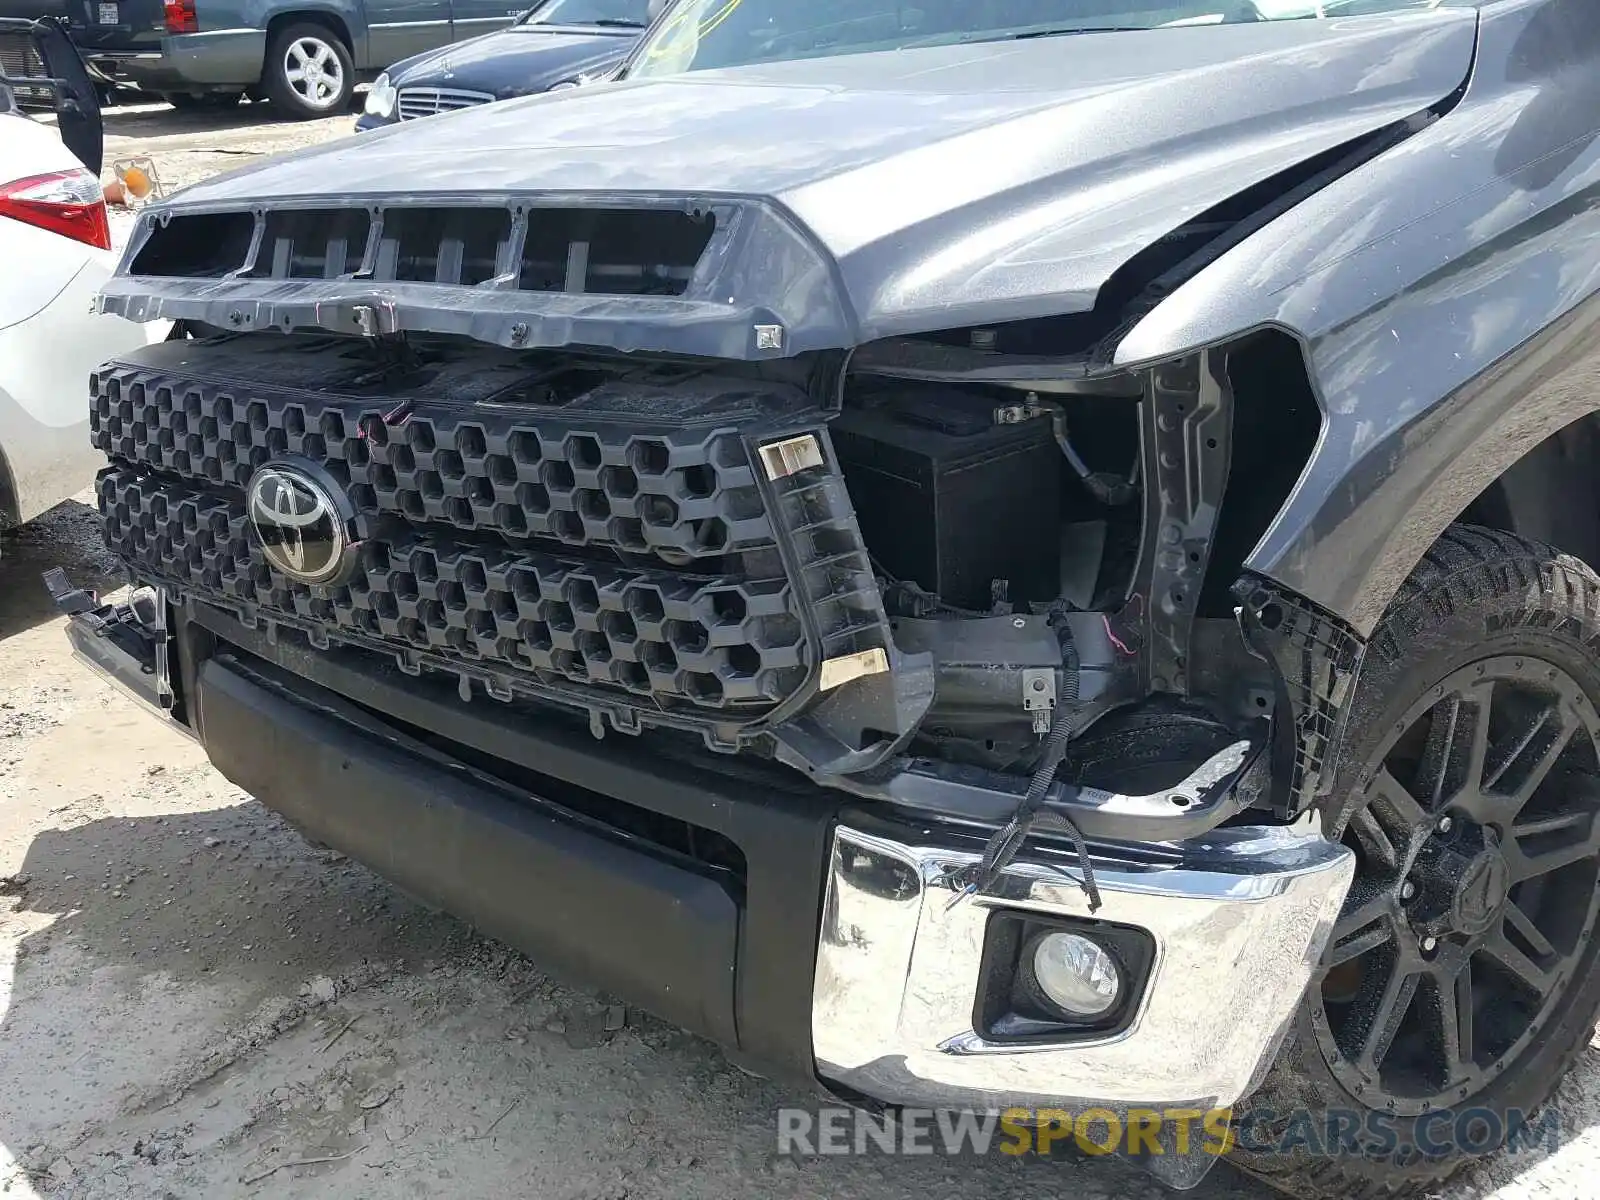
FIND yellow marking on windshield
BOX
[644,0,740,62]
[696,0,741,38]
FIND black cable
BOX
[870,553,993,618]
[1036,400,1138,507]
[954,701,1101,912]
[951,620,1102,912]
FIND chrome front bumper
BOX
[813,822,1353,1115]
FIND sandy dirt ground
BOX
[100,97,354,195]
[2,100,1600,1200]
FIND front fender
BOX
[1115,0,1600,636]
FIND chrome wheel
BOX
[283,36,344,111]
[1314,654,1600,1115]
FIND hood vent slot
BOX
[129,211,255,278]
[128,203,718,298]
[257,208,373,279]
[378,205,513,286]
[519,208,716,298]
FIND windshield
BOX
[629,0,1469,76]
[521,0,652,28]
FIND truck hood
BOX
[123,11,1478,348]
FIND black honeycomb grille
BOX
[90,360,773,561]
[87,337,908,742]
[99,467,810,712]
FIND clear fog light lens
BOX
[1032,932,1121,1018]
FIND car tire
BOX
[262,22,353,120]
[1232,525,1600,1195]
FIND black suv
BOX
[54,1,1600,1193]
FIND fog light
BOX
[1032,932,1121,1018]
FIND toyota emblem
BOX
[246,460,358,585]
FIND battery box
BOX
[830,391,1061,610]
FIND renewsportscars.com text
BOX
[776,1105,1563,1160]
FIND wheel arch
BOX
[260,9,359,112]
[1460,411,1600,575]
[1239,289,1600,639]
[264,9,355,59]
[1238,525,1600,1200]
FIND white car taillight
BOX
[0,168,111,250]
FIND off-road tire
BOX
[1232,525,1600,1197]
[262,22,353,120]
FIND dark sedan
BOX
[356,0,645,130]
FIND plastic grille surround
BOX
[87,336,923,756]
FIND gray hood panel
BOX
[115,12,1478,352]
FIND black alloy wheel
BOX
[1316,654,1600,1113]
[1238,526,1600,1197]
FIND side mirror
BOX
[0,18,103,175]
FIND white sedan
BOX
[0,97,161,538]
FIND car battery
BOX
[830,391,1061,610]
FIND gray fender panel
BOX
[1116,1,1600,635]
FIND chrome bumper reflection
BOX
[813,822,1353,1112]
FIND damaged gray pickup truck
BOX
[48,0,1600,1192]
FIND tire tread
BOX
[1235,524,1600,1198]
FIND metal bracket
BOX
[1021,667,1056,734]
[1131,350,1233,695]
[311,298,399,338]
